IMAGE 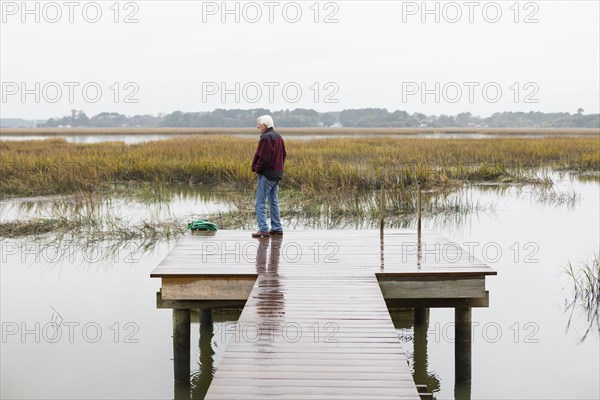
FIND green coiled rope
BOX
[187,220,218,231]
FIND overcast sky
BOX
[1,0,599,119]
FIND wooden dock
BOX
[151,230,496,399]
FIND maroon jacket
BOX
[251,128,286,181]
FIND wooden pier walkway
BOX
[151,230,496,399]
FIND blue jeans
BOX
[255,174,282,233]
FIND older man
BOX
[251,115,287,238]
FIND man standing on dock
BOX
[251,115,287,238]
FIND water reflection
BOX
[189,317,216,399]
[2,133,595,144]
[391,309,441,396]
[564,255,600,342]
[413,311,441,393]
[0,134,175,144]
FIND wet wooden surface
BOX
[152,230,496,277]
[152,230,495,399]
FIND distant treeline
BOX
[5,108,599,129]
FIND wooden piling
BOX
[201,308,213,326]
[455,307,472,383]
[414,308,429,325]
[455,381,472,400]
[172,308,191,383]
[413,308,429,387]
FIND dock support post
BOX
[455,307,472,383]
[455,381,472,400]
[174,381,190,400]
[201,308,213,326]
[173,308,191,383]
[413,308,429,386]
[414,308,429,325]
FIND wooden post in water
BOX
[417,181,422,235]
[379,184,385,232]
[173,308,191,383]
[174,381,190,400]
[417,181,423,269]
[414,307,429,325]
[413,308,429,386]
[201,308,213,326]
[379,228,385,271]
[380,185,385,271]
[455,381,472,400]
[455,307,472,384]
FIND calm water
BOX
[0,132,591,144]
[397,176,600,399]
[1,174,598,399]
[0,190,234,225]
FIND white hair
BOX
[257,115,274,129]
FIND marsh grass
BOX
[203,185,490,230]
[1,137,598,198]
[0,218,185,242]
[1,135,596,238]
[0,219,80,237]
[531,187,580,208]
[0,183,491,237]
[0,189,188,241]
[564,254,600,342]
[576,172,600,183]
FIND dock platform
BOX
[151,230,496,399]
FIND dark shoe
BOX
[252,231,270,238]
[269,230,283,235]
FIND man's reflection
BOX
[254,237,285,344]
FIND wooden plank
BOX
[378,277,485,299]
[156,291,246,309]
[204,271,421,399]
[161,277,256,300]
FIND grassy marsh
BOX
[1,136,598,198]
[1,135,597,239]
